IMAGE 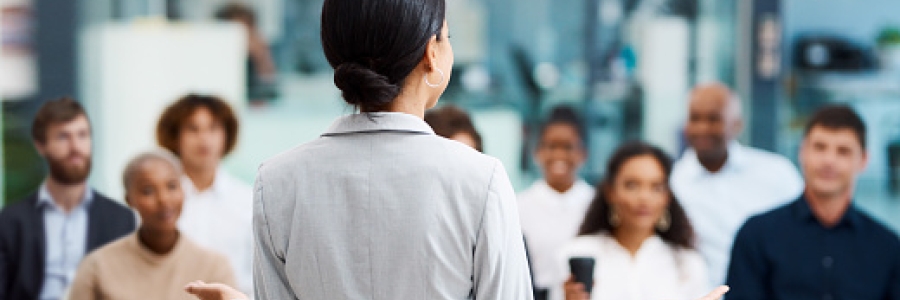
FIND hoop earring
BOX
[609,208,620,228]
[656,210,671,232]
[424,68,445,88]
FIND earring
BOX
[424,67,445,88]
[609,208,620,227]
[656,210,671,232]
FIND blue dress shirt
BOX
[36,185,93,300]
[725,195,900,300]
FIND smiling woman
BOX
[67,151,236,300]
[517,105,594,297]
[556,142,707,300]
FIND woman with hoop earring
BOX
[184,0,730,298]
[189,0,531,299]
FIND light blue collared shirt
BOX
[36,184,94,300]
[671,141,804,286]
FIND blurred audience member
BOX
[0,98,135,300]
[216,3,279,105]
[519,105,593,299]
[556,142,708,300]
[68,151,236,300]
[157,94,253,295]
[671,83,803,285]
[425,105,483,151]
[726,106,900,300]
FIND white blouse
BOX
[518,179,595,289]
[550,233,709,300]
[178,169,254,296]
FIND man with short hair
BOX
[671,82,804,286]
[0,97,135,300]
[726,105,900,300]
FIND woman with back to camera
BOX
[184,0,730,298]
[194,0,531,299]
[557,142,709,300]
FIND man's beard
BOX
[47,154,92,185]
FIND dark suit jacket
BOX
[0,190,135,300]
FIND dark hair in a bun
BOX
[321,0,446,112]
[539,105,588,148]
[333,62,400,111]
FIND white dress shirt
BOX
[38,184,93,300]
[178,169,254,295]
[518,179,594,289]
[551,233,709,300]
[670,142,803,286]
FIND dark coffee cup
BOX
[569,256,595,294]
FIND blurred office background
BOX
[1,0,899,230]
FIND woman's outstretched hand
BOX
[185,281,248,300]
[698,286,729,300]
[184,279,725,300]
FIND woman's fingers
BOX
[184,281,248,300]
[563,279,589,300]
[698,285,730,300]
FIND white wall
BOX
[80,22,246,199]
[0,1,37,99]
[639,17,690,155]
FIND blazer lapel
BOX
[27,194,47,299]
[86,191,103,251]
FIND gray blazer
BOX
[253,112,533,300]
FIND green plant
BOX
[2,105,44,206]
[877,27,900,47]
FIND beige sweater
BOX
[68,232,236,300]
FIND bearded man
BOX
[0,97,135,300]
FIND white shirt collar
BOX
[181,168,232,197]
[36,181,95,209]
[531,179,594,202]
[536,178,592,192]
[681,141,747,178]
[601,232,667,256]
[324,112,435,136]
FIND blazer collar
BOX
[323,112,435,136]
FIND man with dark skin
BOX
[671,83,803,286]
[684,83,743,172]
